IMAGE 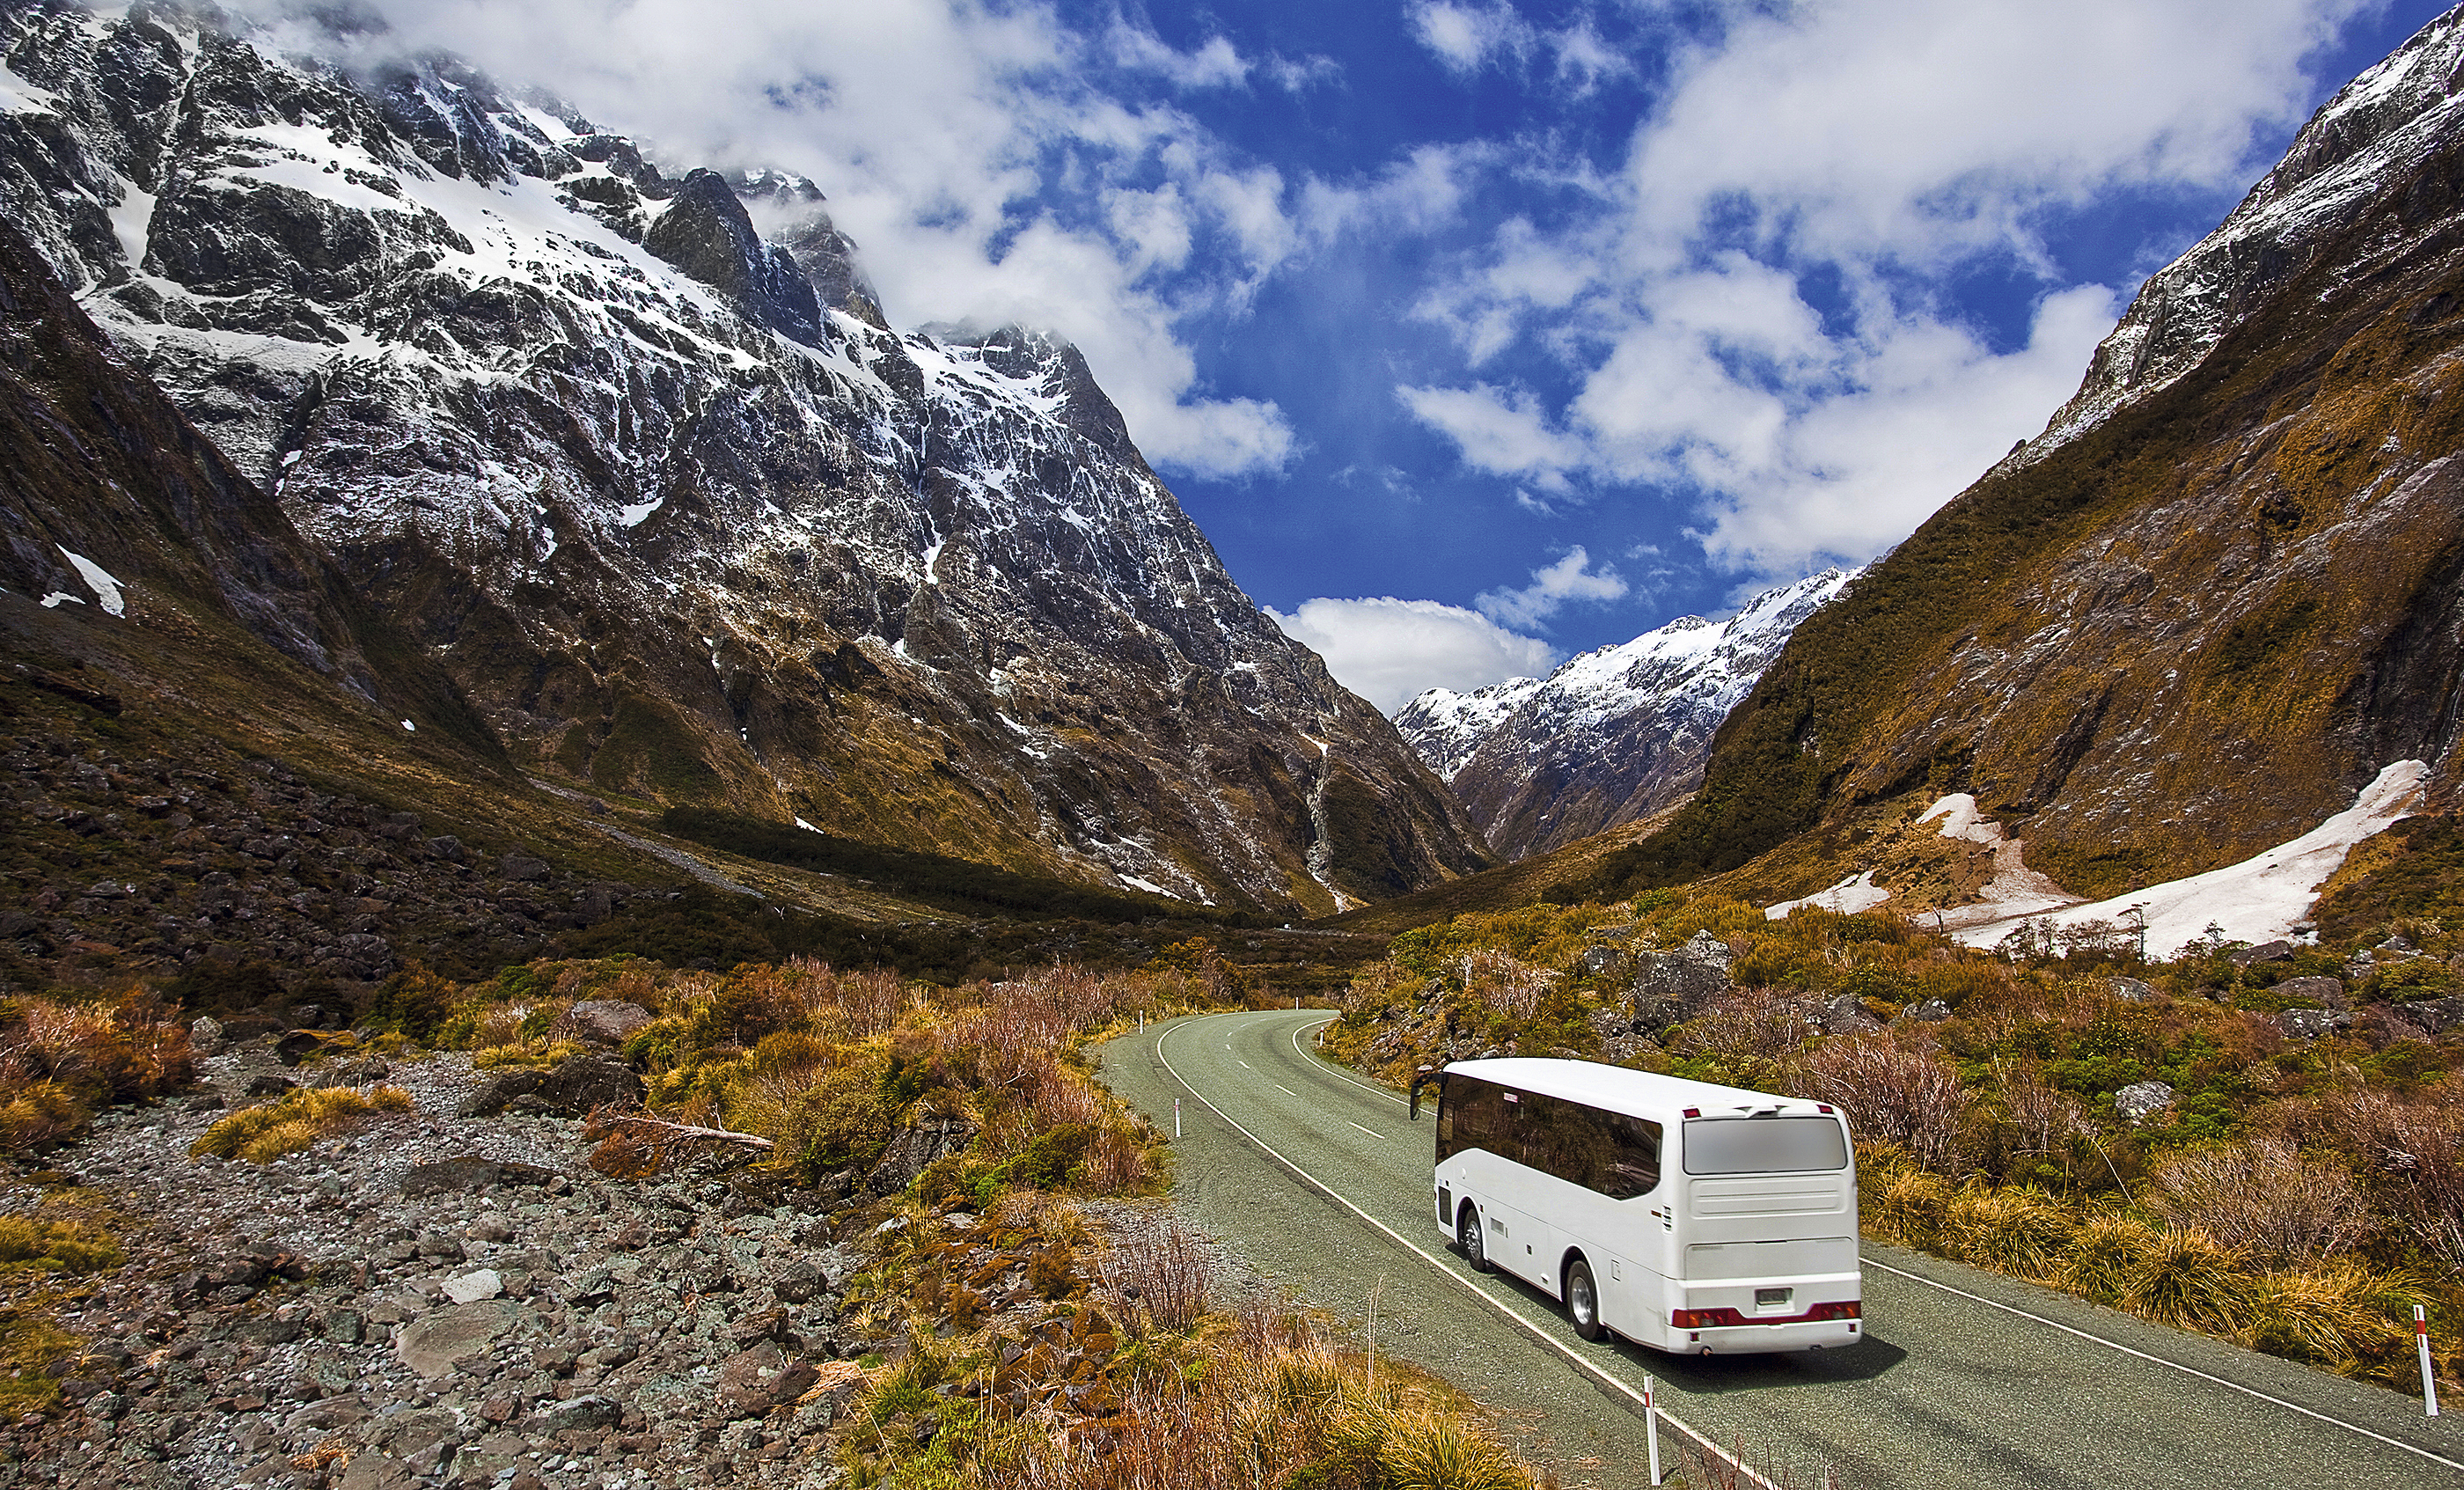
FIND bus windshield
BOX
[1682,1116,1848,1175]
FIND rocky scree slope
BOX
[1588,3,2464,909]
[1396,569,1855,862]
[0,2,1487,914]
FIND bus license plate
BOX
[1755,1288,1792,1310]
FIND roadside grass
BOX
[0,989,193,1160]
[1321,892,2464,1394]
[188,1084,414,1163]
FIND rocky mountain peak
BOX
[1397,568,1855,861]
[0,0,1490,912]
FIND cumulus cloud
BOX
[295,0,1317,480]
[1404,0,2376,576]
[1475,547,1627,628]
[1269,598,1558,713]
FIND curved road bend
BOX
[1096,1009,2464,1490]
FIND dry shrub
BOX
[2123,1227,2253,1333]
[1463,951,1553,1023]
[1080,1121,1154,1195]
[2305,1085,2464,1273]
[1672,989,1814,1064]
[0,1080,80,1156]
[1799,1035,1970,1174]
[2054,1214,2160,1306]
[1863,1165,1951,1251]
[0,993,193,1121]
[1100,1215,1211,1334]
[0,1215,121,1273]
[1944,1185,2074,1280]
[2242,1262,2422,1369]
[190,1085,414,1163]
[1996,1068,2089,1158]
[2150,1139,2372,1264]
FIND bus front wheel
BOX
[1459,1205,1492,1273]
[1565,1257,1606,1342]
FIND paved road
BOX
[1097,1009,2464,1489]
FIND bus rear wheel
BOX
[1565,1257,1606,1341]
[1459,1205,1492,1273]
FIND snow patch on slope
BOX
[1766,871,1890,920]
[1949,760,2428,957]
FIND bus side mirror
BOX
[1409,1066,1436,1121]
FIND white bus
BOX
[1426,1057,1861,1354]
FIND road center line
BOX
[1347,1120,1383,1140]
[1156,1015,1779,1490]
[1238,1060,1251,1068]
[1266,1009,2462,1476]
[1860,1257,2463,1471]
[1274,1083,1298,1097]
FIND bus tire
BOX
[1459,1203,1492,1273]
[1565,1257,1606,1341]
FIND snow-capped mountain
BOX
[0,2,1488,913]
[1396,569,1855,861]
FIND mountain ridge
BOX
[0,0,1491,914]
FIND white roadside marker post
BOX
[1642,1375,1662,1485]
[2419,1305,2440,1417]
[1174,1097,1181,1141]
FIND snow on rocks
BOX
[1766,870,1892,920]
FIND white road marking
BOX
[1245,1010,2461,1478]
[1862,1258,2464,1472]
[1238,1060,1251,1068]
[1156,1016,1781,1490]
[1274,1083,1298,1097]
[1347,1120,1383,1140]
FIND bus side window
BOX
[1434,1076,1455,1151]
[1603,1112,1662,1198]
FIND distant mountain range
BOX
[1395,569,1855,861]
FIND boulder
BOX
[1631,930,1734,1015]
[459,1055,645,1119]
[2273,976,2346,1009]
[441,1270,503,1304]
[2279,1008,2353,1039]
[1899,998,1954,1023]
[393,1299,523,1377]
[865,1115,978,1197]
[2400,995,2464,1034]
[1820,994,1883,1035]
[557,1000,654,1047]
[2108,977,2156,1002]
[715,1341,819,1418]
[2114,1081,2173,1124]
[1576,943,1633,981]
[2229,939,2294,967]
[499,853,551,883]
[400,1156,560,1199]
[190,1015,225,1054]
[1628,995,1688,1038]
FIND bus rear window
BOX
[1682,1116,1848,1175]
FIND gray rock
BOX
[499,853,551,882]
[558,1000,655,1047]
[2274,975,2346,1009]
[2400,995,2464,1034]
[424,835,466,864]
[1632,931,1734,1014]
[1821,994,1884,1035]
[189,1015,224,1054]
[1900,998,1954,1023]
[441,1269,503,1304]
[393,1299,523,1377]
[865,1115,977,1197]
[773,1259,828,1305]
[1576,943,1632,981]
[2108,977,2157,1002]
[461,1054,647,1119]
[2229,939,2294,967]
[532,1395,622,1435]
[2114,1081,2174,1123]
[2279,1008,2354,1039]
[400,1156,560,1197]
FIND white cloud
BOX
[1409,2,1536,74]
[1404,0,2378,577]
[1396,382,1582,488]
[306,0,1312,479]
[1475,546,1627,628]
[1270,598,1558,713]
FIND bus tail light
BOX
[1673,1301,1860,1329]
[1670,1308,1745,1329]
[1807,1301,1861,1321]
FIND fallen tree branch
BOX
[598,1112,774,1149]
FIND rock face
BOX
[0,4,1487,914]
[1397,570,1854,861]
[1595,6,2464,905]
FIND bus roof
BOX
[1443,1057,1830,1119]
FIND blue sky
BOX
[374,0,2449,708]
